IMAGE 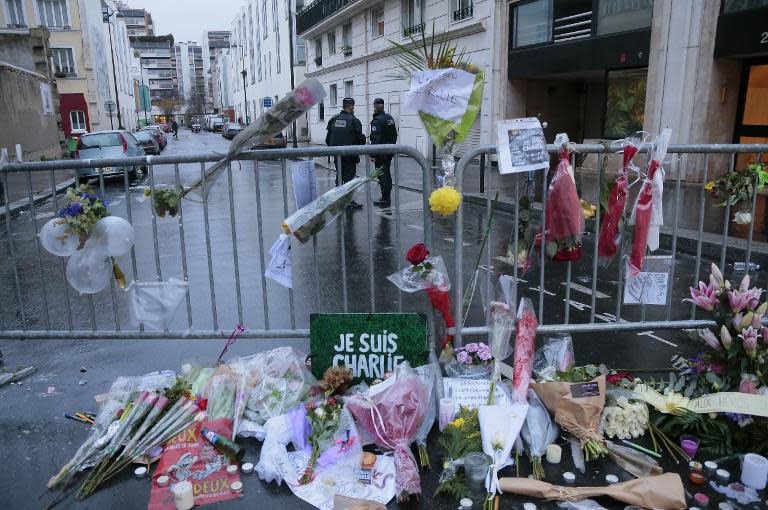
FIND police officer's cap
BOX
[373,98,384,105]
[342,97,355,107]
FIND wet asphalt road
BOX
[1,130,765,509]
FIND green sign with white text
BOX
[310,313,428,383]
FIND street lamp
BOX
[230,43,248,124]
[103,5,125,130]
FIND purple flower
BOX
[728,290,750,314]
[477,344,492,362]
[739,326,760,358]
[699,329,721,350]
[456,350,470,365]
[709,264,724,290]
[56,202,83,218]
[740,274,751,292]
[685,282,718,311]
[745,288,763,310]
[464,343,479,353]
[733,313,745,331]
[720,325,732,349]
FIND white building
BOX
[103,0,136,131]
[297,0,495,153]
[214,47,234,119]
[201,30,231,113]
[229,0,307,139]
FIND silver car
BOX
[75,130,145,184]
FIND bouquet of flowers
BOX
[520,389,559,479]
[392,25,484,217]
[298,396,343,484]
[444,342,493,378]
[598,142,637,260]
[486,302,514,405]
[512,298,538,403]
[435,407,483,499]
[414,356,440,468]
[603,395,648,439]
[282,169,382,242]
[387,243,455,356]
[346,362,430,501]
[479,402,528,510]
[535,135,584,262]
[627,129,670,276]
[706,162,768,225]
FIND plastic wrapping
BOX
[605,441,662,478]
[413,354,439,461]
[66,244,113,294]
[127,279,189,331]
[235,347,316,440]
[598,143,637,261]
[386,256,450,293]
[511,297,538,403]
[532,334,575,381]
[535,135,584,262]
[39,218,79,256]
[480,403,528,497]
[346,362,429,500]
[521,389,559,478]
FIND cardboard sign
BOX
[403,68,475,123]
[310,313,428,383]
[624,255,672,305]
[496,118,550,175]
[443,377,509,413]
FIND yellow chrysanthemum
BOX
[704,181,715,192]
[449,417,465,428]
[429,186,462,216]
[143,188,151,197]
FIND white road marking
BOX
[563,299,591,311]
[594,313,628,323]
[529,286,556,296]
[408,224,424,231]
[444,237,472,247]
[636,331,678,348]
[561,281,610,299]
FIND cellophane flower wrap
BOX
[487,301,514,404]
[598,143,637,260]
[512,297,538,403]
[521,389,559,479]
[346,362,429,500]
[627,129,670,276]
[535,136,584,262]
[414,355,440,468]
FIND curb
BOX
[2,178,75,220]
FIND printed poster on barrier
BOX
[148,418,240,510]
[496,117,550,175]
[309,313,428,383]
[623,255,672,306]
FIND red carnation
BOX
[406,243,430,265]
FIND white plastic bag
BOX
[127,279,188,331]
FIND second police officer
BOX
[369,97,398,207]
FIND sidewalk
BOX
[304,142,768,262]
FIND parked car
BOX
[141,126,166,150]
[159,122,172,133]
[222,123,243,140]
[134,130,160,155]
[211,118,225,133]
[192,123,202,133]
[250,132,287,150]
[75,130,145,184]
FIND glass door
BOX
[735,60,768,170]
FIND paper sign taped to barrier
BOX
[403,68,475,123]
[292,160,317,209]
[496,118,550,175]
[443,377,509,413]
[624,256,672,305]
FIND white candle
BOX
[546,444,562,464]
[438,397,456,431]
[741,453,768,490]
[173,481,194,510]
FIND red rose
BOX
[406,243,430,265]
[606,372,631,385]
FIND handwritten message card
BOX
[443,378,509,413]
[403,68,475,123]
[623,255,672,305]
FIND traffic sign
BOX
[262,97,273,108]
[104,100,117,113]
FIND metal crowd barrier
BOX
[453,143,768,343]
[1,143,767,344]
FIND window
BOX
[275,27,281,73]
[250,48,256,84]
[272,0,279,30]
[597,0,652,36]
[5,0,26,26]
[723,0,768,13]
[370,6,384,38]
[330,84,337,106]
[451,0,473,22]
[296,37,306,64]
[70,110,86,131]
[285,0,290,19]
[344,80,353,100]
[262,0,268,38]
[318,101,324,121]
[328,31,336,55]
[314,37,322,66]
[37,0,69,28]
[401,0,423,37]
[604,68,647,138]
[513,0,551,47]
[341,23,352,56]
[51,47,75,75]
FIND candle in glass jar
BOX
[438,398,456,431]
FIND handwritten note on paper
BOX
[266,234,292,288]
[402,68,476,123]
[291,160,317,209]
[443,378,509,413]
[496,118,550,175]
[623,255,672,305]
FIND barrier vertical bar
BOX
[564,152,575,324]
[365,155,375,312]
[25,171,51,330]
[172,163,193,329]
[744,153,761,269]
[394,154,403,313]
[720,154,735,271]
[512,173,520,314]
[665,159,682,321]
[692,154,709,319]
[252,160,270,329]
[2,171,26,331]
[147,165,164,282]
[98,168,120,331]
[123,165,142,331]
[539,158,548,323]
[313,235,321,313]
[485,155,493,323]
[280,159,296,329]
[339,202,349,313]
[589,151,604,322]
[201,162,219,330]
[51,169,74,331]
[226,162,244,325]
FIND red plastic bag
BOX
[535,144,584,262]
[598,144,637,259]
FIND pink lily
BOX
[728,290,750,314]
[739,374,759,395]
[745,288,764,310]
[763,327,768,345]
[699,329,721,350]
[732,313,745,331]
[739,326,760,358]
[685,282,718,311]
[709,264,724,290]
[720,325,732,349]
[740,274,751,292]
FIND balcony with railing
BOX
[297,0,360,35]
[402,23,424,38]
[453,4,473,22]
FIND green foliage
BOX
[707,163,767,208]
[555,364,609,382]
[435,470,470,500]
[56,185,110,240]
[605,73,646,138]
[152,187,185,218]
[164,376,192,404]
[438,407,482,461]
[657,411,734,457]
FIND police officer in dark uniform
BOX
[326,97,366,209]
[369,98,398,207]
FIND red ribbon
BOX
[216,324,245,365]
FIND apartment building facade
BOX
[297,0,495,153]
[1,0,135,136]
[116,2,151,36]
[229,0,307,138]
[202,30,231,113]
[214,47,234,120]
[130,34,177,104]
[175,41,206,113]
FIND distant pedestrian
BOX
[66,135,78,159]
[369,98,398,207]
[326,97,366,209]
[171,120,179,139]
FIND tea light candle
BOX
[523,503,537,510]
[704,460,718,473]
[693,493,709,507]
[680,435,700,458]
[741,453,768,490]
[459,498,473,509]
[439,398,456,431]
[241,462,254,474]
[716,468,730,482]
[156,475,170,487]
[134,466,147,479]
[563,472,575,484]
[226,464,238,475]
[231,481,243,493]
[172,481,194,510]
[605,474,618,484]
[546,444,562,464]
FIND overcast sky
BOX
[124,0,241,43]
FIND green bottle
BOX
[201,427,244,463]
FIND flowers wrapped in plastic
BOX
[282,169,381,243]
[597,142,638,261]
[414,355,440,468]
[444,342,493,378]
[511,297,538,403]
[393,26,484,217]
[520,389,559,479]
[532,334,575,381]
[346,362,430,501]
[535,134,584,262]
[479,402,528,510]
[486,301,514,404]
[627,129,670,276]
